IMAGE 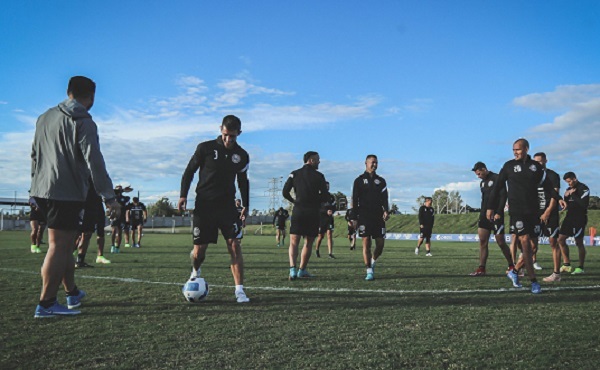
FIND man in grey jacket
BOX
[30,76,120,318]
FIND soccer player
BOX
[349,154,390,281]
[557,172,590,275]
[29,197,46,254]
[178,115,250,303]
[416,197,435,256]
[282,151,330,280]
[272,207,289,247]
[315,182,337,258]
[469,162,514,276]
[110,185,131,253]
[76,181,111,267]
[30,76,120,318]
[487,138,565,294]
[235,198,245,243]
[345,208,357,250]
[127,197,147,248]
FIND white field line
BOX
[3,267,600,295]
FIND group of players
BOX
[28,76,593,318]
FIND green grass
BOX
[2,231,600,369]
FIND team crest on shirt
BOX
[488,180,494,187]
[374,179,381,185]
[232,154,241,164]
[193,227,201,237]
[529,164,537,172]
[513,165,522,173]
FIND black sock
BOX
[531,278,537,283]
[564,263,571,266]
[39,298,56,308]
[66,286,79,297]
[77,253,85,264]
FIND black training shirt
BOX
[282,164,329,210]
[351,171,389,219]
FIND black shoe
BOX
[328,254,335,259]
[316,250,321,258]
[350,246,355,251]
[75,262,94,268]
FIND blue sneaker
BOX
[34,302,81,318]
[365,272,374,281]
[297,269,313,278]
[531,282,542,294]
[289,267,297,281]
[507,269,522,288]
[66,290,87,309]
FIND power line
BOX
[265,177,283,211]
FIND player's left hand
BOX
[540,212,550,224]
[559,199,568,211]
[383,211,389,221]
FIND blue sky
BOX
[1,1,599,213]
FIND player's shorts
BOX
[130,220,143,229]
[275,223,286,231]
[347,224,356,236]
[559,216,587,239]
[419,226,433,240]
[80,196,105,233]
[29,206,47,225]
[478,216,506,235]
[33,197,84,231]
[537,213,560,238]
[357,213,386,239]
[235,226,244,240]
[192,199,240,245]
[509,213,538,237]
[318,215,334,235]
[289,206,320,237]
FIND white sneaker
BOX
[426,252,432,257]
[189,268,201,279]
[415,247,419,255]
[533,262,542,270]
[236,290,250,303]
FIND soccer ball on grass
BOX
[182,277,209,302]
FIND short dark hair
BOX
[366,154,377,160]
[514,138,530,150]
[67,76,96,99]
[424,197,432,201]
[563,171,576,180]
[533,152,546,159]
[303,151,318,163]
[471,161,487,171]
[132,197,139,202]
[221,115,242,132]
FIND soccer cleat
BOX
[415,247,419,255]
[124,243,131,248]
[235,290,250,303]
[533,262,542,270]
[66,290,87,309]
[289,267,297,281]
[571,267,585,275]
[315,250,320,258]
[531,282,542,294]
[133,243,140,248]
[507,269,522,288]
[34,302,80,318]
[31,245,41,253]
[297,269,313,278]
[110,246,120,254]
[189,268,201,280]
[350,246,355,251]
[365,272,374,281]
[543,273,561,282]
[328,254,336,259]
[96,256,111,264]
[469,267,486,277]
[559,265,572,273]
[276,243,280,248]
[426,252,432,257]
[75,262,94,268]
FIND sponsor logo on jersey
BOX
[232,154,241,164]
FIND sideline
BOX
[3,267,600,295]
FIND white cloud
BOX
[513,84,600,112]
[0,101,8,105]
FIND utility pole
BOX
[266,177,283,212]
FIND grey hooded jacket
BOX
[30,99,115,202]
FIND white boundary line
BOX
[3,267,600,295]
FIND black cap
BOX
[471,162,486,171]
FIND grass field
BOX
[1,230,600,369]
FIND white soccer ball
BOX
[182,277,209,302]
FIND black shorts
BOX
[289,207,320,237]
[80,196,105,233]
[192,199,240,245]
[559,216,587,238]
[130,220,143,229]
[509,213,538,237]
[29,207,47,225]
[357,213,386,239]
[419,226,433,239]
[34,197,83,231]
[478,216,506,235]
[318,215,334,235]
[275,223,286,231]
[537,213,560,238]
[110,218,130,231]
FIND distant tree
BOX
[148,197,177,217]
[413,195,428,212]
[428,189,464,214]
[589,196,600,210]
[332,191,348,210]
[390,203,399,214]
[251,209,259,216]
